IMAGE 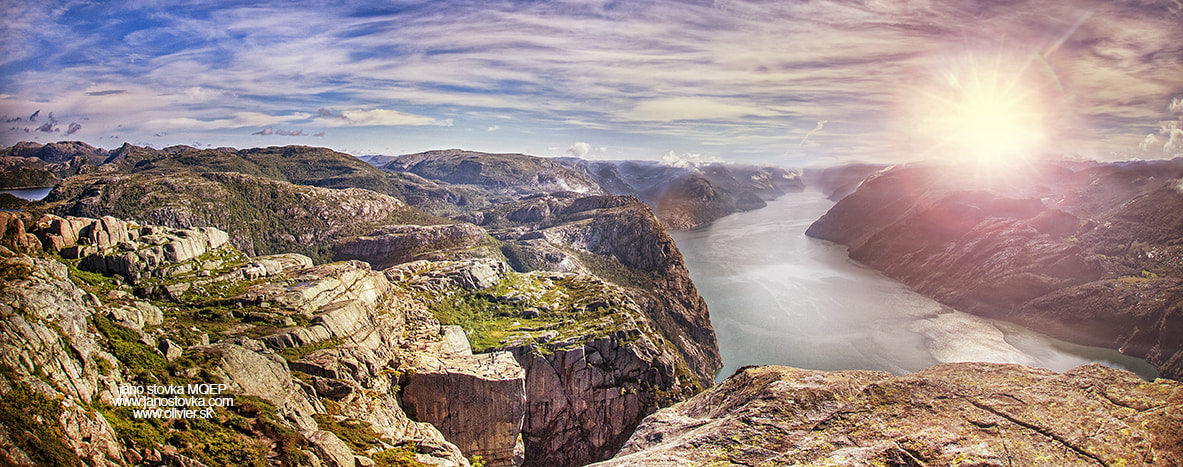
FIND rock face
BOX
[402,351,527,466]
[333,223,489,269]
[806,161,1183,380]
[598,363,1183,466]
[0,214,475,467]
[0,245,126,466]
[537,196,722,386]
[390,260,703,467]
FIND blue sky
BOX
[1,0,1181,164]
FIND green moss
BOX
[66,261,120,298]
[313,413,385,453]
[0,381,83,467]
[566,248,655,291]
[91,314,167,371]
[276,338,343,361]
[372,443,430,467]
[0,261,33,281]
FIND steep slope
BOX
[458,193,723,387]
[806,160,1183,379]
[0,211,711,466]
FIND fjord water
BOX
[0,186,52,201]
[671,190,1158,382]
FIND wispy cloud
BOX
[1,0,1180,162]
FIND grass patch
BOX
[312,413,385,453]
[91,314,167,371]
[276,337,342,361]
[373,443,430,467]
[566,248,655,291]
[0,382,83,467]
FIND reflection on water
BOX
[0,186,52,201]
[671,190,1158,382]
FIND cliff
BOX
[0,211,478,466]
[597,363,1183,466]
[806,160,1183,380]
[0,209,713,466]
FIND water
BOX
[0,186,52,201]
[670,190,1158,382]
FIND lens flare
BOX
[898,49,1061,176]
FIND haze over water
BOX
[671,190,1158,383]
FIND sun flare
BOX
[901,51,1059,172]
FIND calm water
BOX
[671,190,1158,382]
[0,186,52,201]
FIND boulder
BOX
[307,431,354,467]
[202,340,323,432]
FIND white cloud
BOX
[487,125,500,131]
[799,120,828,146]
[317,108,451,127]
[626,97,780,122]
[568,142,591,158]
[1140,133,1160,151]
[660,150,721,168]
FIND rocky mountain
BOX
[0,141,107,189]
[38,171,453,264]
[806,159,1183,380]
[0,210,708,466]
[381,150,606,215]
[595,362,1183,466]
[558,159,805,230]
[1,141,727,466]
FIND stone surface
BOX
[402,351,527,466]
[307,430,355,467]
[200,340,323,432]
[333,223,488,270]
[597,363,1183,466]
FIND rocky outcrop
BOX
[389,260,703,467]
[333,223,489,269]
[0,214,475,467]
[0,250,125,466]
[538,196,722,386]
[598,363,1183,466]
[508,330,685,467]
[39,170,432,263]
[806,161,1183,380]
[197,339,324,432]
[402,352,527,466]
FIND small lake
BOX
[671,190,1159,382]
[0,186,52,201]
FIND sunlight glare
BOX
[901,50,1059,174]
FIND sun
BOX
[900,50,1058,172]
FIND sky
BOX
[0,0,1181,165]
